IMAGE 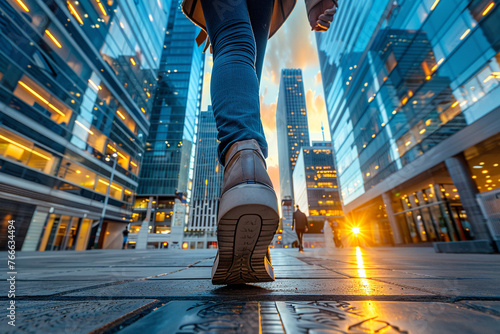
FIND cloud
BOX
[315,71,322,85]
[260,94,277,133]
[259,93,281,198]
[305,89,331,141]
[264,0,319,84]
[266,162,280,201]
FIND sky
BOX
[200,0,331,201]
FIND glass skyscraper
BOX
[0,0,170,251]
[185,107,222,249]
[316,0,500,247]
[131,0,204,248]
[276,68,311,244]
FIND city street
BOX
[1,247,499,333]
[1,0,500,332]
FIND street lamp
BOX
[94,152,118,249]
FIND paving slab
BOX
[148,266,212,279]
[0,266,187,281]
[273,268,346,279]
[388,269,500,279]
[66,279,215,297]
[373,278,500,297]
[63,278,430,298]
[117,300,500,334]
[0,280,116,296]
[330,268,437,278]
[1,247,499,333]
[0,299,158,334]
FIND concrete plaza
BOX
[1,247,499,333]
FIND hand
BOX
[309,0,337,32]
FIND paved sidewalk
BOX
[1,247,499,333]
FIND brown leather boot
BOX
[211,139,279,285]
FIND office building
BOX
[0,0,170,250]
[130,0,204,249]
[276,68,311,244]
[293,142,345,232]
[316,0,500,247]
[185,108,222,249]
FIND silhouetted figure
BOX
[122,227,129,249]
[293,206,308,252]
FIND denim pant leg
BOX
[199,0,274,165]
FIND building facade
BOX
[185,108,222,249]
[130,0,204,249]
[316,0,500,246]
[0,0,170,251]
[276,68,311,244]
[293,142,345,233]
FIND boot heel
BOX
[212,184,279,285]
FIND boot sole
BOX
[212,184,279,285]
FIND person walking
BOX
[122,227,129,250]
[292,205,308,252]
[182,0,337,284]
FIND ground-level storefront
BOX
[345,131,500,248]
[0,188,129,251]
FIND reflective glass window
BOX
[57,158,97,190]
[0,127,60,175]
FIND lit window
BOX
[0,128,59,175]
[13,77,72,125]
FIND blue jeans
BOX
[199,0,275,165]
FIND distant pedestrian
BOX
[122,227,129,249]
[292,205,308,252]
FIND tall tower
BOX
[133,1,204,248]
[276,68,310,245]
[186,107,223,248]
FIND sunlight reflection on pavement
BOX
[356,246,372,296]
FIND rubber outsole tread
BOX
[212,188,279,285]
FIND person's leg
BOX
[247,0,275,84]
[200,0,278,285]
[199,0,273,165]
[247,0,274,145]
[297,230,304,251]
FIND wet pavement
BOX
[1,247,499,333]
